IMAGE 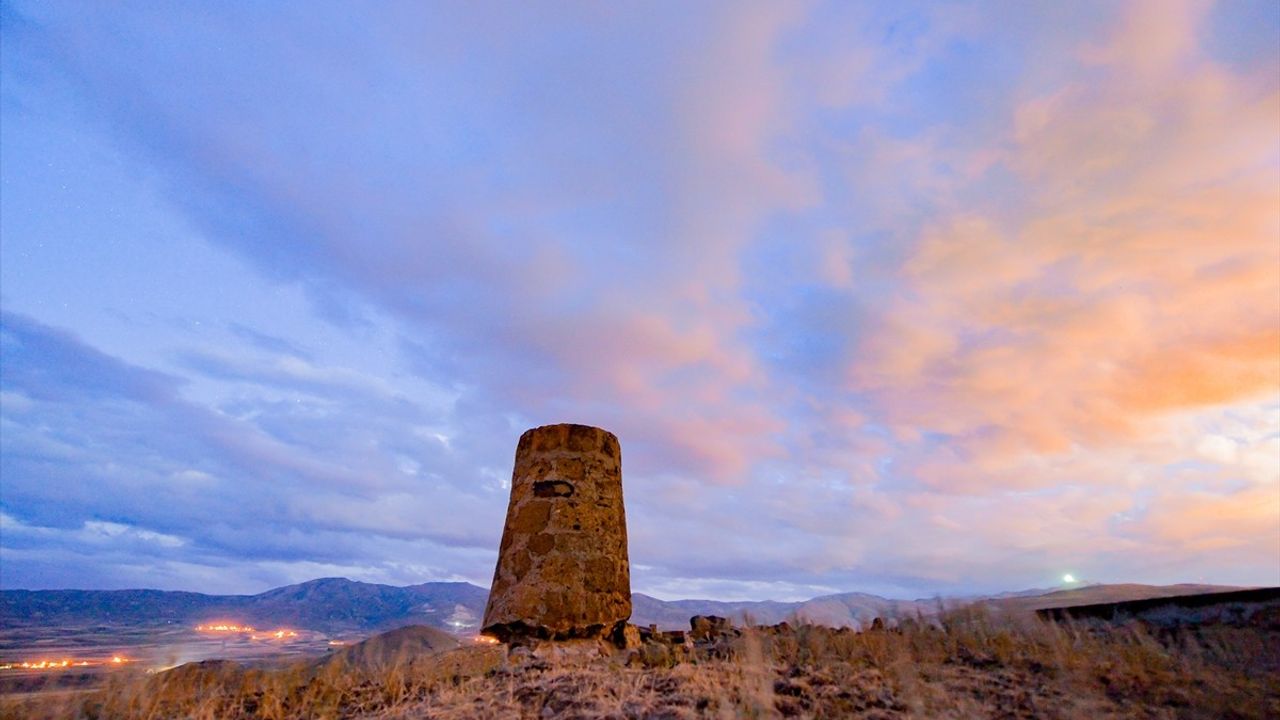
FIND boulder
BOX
[611,622,643,650]
[690,615,732,640]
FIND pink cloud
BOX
[845,0,1279,495]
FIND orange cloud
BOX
[1134,484,1280,555]
[847,0,1280,489]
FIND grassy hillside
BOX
[4,603,1276,719]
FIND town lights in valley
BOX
[3,660,84,670]
[196,623,299,640]
[0,656,132,671]
[250,630,298,640]
[196,623,255,633]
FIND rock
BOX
[690,615,731,640]
[638,640,673,668]
[661,630,688,645]
[611,622,643,650]
[529,638,610,663]
[482,424,631,642]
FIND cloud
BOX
[227,323,313,360]
[8,1,824,487]
[2,514,185,552]
[1,0,1276,598]
[0,311,509,589]
[838,0,1279,494]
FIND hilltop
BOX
[1,578,1243,636]
[6,598,1277,720]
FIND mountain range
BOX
[0,578,1239,635]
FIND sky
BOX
[1,0,1277,602]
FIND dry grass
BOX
[3,607,1277,719]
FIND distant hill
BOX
[791,592,938,627]
[629,594,798,628]
[318,624,461,673]
[0,578,489,634]
[987,583,1239,615]
[629,592,930,628]
[628,583,1247,629]
[0,578,1246,635]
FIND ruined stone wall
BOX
[482,423,631,641]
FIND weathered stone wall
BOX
[482,423,631,641]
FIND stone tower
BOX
[482,423,631,641]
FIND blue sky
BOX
[2,0,1277,600]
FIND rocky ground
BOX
[3,607,1278,719]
